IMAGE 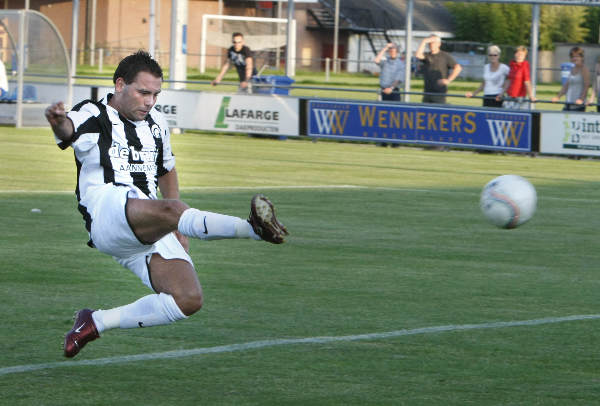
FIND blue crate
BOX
[252,75,294,95]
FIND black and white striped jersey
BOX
[56,94,175,202]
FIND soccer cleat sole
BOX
[250,194,289,244]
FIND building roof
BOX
[313,0,455,33]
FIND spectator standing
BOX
[465,45,509,108]
[499,46,535,109]
[416,34,462,104]
[211,32,257,93]
[374,43,405,102]
[587,54,600,112]
[552,47,590,111]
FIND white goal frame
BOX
[200,14,296,75]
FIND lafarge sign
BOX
[195,93,299,136]
[71,86,298,135]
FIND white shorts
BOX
[82,183,193,290]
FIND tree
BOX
[446,3,588,50]
[583,6,600,44]
[539,6,588,50]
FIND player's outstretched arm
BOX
[45,102,74,142]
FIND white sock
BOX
[177,208,259,240]
[92,293,187,332]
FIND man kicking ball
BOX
[45,50,288,358]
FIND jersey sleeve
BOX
[59,100,102,150]
[157,114,176,176]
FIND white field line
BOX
[1,314,599,376]
[0,184,597,203]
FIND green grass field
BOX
[1,129,599,405]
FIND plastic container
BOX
[252,75,295,95]
[560,62,574,85]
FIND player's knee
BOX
[176,288,203,316]
[161,199,190,219]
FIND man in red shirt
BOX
[498,46,536,109]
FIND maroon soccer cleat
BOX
[63,308,100,358]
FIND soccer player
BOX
[211,32,257,93]
[44,51,288,358]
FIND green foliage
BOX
[583,6,600,44]
[539,6,589,50]
[446,2,531,46]
[447,3,590,50]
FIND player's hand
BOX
[575,98,584,105]
[211,79,219,86]
[45,102,68,127]
[382,87,393,95]
[174,230,190,253]
[465,91,473,98]
[438,79,450,86]
[495,94,503,101]
[240,81,248,89]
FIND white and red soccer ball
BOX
[480,175,537,229]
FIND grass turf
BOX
[0,129,599,405]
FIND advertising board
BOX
[307,100,532,152]
[193,93,299,136]
[540,112,600,156]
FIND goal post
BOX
[200,14,295,75]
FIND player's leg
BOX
[65,234,199,358]
[126,198,259,244]
[65,258,197,358]
[92,255,201,331]
[126,194,288,245]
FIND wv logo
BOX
[486,119,525,147]
[313,109,349,135]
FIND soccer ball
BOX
[480,175,537,229]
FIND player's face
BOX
[388,47,398,59]
[232,35,244,52]
[115,71,162,121]
[515,50,527,63]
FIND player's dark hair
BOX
[113,50,163,84]
[232,32,244,39]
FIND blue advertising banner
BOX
[307,100,532,151]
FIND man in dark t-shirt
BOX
[416,34,462,104]
[211,32,257,93]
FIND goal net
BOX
[200,14,295,74]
